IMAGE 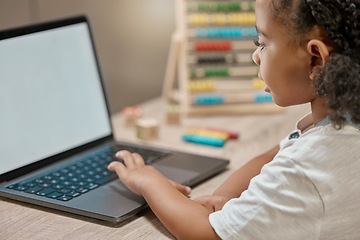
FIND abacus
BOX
[163,0,282,115]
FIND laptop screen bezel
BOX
[0,16,115,182]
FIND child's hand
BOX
[108,150,191,197]
[193,195,232,212]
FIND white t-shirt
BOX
[209,113,360,240]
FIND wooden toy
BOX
[122,106,143,127]
[162,0,283,115]
[165,104,181,125]
[136,118,159,141]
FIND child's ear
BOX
[307,39,330,80]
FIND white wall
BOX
[0,0,175,114]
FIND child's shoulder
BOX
[276,122,360,185]
[282,120,360,153]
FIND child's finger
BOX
[169,180,192,196]
[115,150,136,168]
[107,161,127,177]
[131,153,146,166]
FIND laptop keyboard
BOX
[7,145,170,201]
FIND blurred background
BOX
[0,0,175,114]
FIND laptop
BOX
[0,16,229,223]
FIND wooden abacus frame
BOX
[163,0,283,115]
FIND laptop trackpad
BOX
[153,164,199,185]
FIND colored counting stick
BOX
[182,127,239,147]
[203,128,239,139]
[182,134,226,147]
[185,127,238,139]
[185,128,230,140]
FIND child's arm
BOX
[108,151,221,240]
[194,145,279,211]
[215,145,279,196]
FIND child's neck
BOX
[310,97,329,126]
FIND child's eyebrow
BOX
[255,26,268,38]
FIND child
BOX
[108,0,360,239]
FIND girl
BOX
[108,0,360,239]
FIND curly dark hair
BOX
[270,0,360,128]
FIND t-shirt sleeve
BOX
[209,155,324,240]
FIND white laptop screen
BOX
[0,21,112,175]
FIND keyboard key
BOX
[66,191,81,198]
[43,175,53,181]
[36,188,55,196]
[94,174,117,185]
[38,183,52,188]
[76,188,89,194]
[6,184,18,190]
[22,181,37,188]
[63,181,73,186]
[25,186,43,194]
[77,181,88,186]
[67,185,80,190]
[53,184,64,190]
[57,195,73,201]
[84,183,99,190]
[9,184,28,191]
[46,191,64,199]
[58,188,72,194]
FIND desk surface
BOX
[1,97,310,240]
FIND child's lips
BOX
[264,85,270,93]
[258,74,270,93]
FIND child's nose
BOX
[252,48,260,66]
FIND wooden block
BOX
[123,106,143,127]
[136,118,159,141]
[165,104,181,125]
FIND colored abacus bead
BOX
[253,92,273,103]
[195,27,257,39]
[205,68,229,77]
[197,54,234,65]
[189,80,216,92]
[194,41,232,51]
[189,13,255,26]
[193,94,225,105]
[252,77,266,90]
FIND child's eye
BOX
[253,39,266,50]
